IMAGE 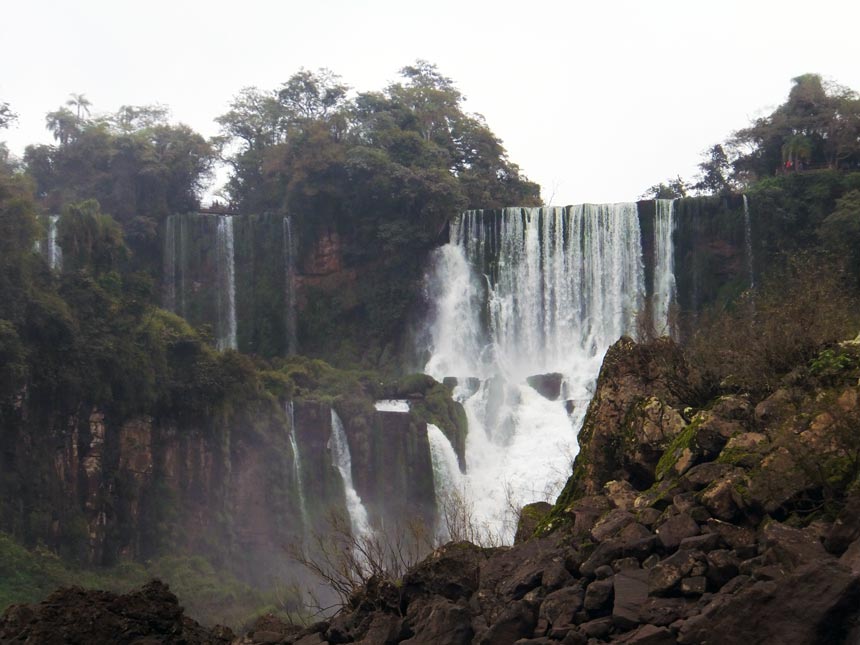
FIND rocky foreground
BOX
[4,336,860,644]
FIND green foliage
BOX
[0,532,293,629]
[694,144,735,195]
[641,175,689,199]
[25,102,214,272]
[58,200,127,274]
[733,74,860,180]
[809,347,859,383]
[819,189,860,280]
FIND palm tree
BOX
[781,134,813,172]
[66,93,91,122]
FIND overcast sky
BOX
[2,0,859,205]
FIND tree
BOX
[277,68,348,122]
[819,189,860,280]
[641,175,689,200]
[733,74,860,178]
[694,144,733,195]
[45,107,80,145]
[66,93,92,122]
[114,104,169,132]
[0,102,17,130]
[58,199,127,274]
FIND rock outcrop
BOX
[0,581,234,644]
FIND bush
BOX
[680,254,859,401]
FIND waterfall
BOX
[426,423,463,540]
[742,195,755,289]
[287,402,311,544]
[283,217,298,355]
[424,204,656,541]
[330,410,374,543]
[47,215,62,271]
[215,216,238,351]
[652,199,677,337]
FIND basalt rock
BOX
[526,373,564,401]
[0,581,232,644]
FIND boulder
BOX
[526,373,564,400]
[584,578,614,614]
[655,512,700,550]
[402,542,483,602]
[515,502,553,544]
[537,585,584,632]
[612,568,649,630]
[591,509,636,542]
[402,597,473,645]
[0,581,233,645]
[478,600,536,645]
[615,624,676,644]
[760,521,830,569]
[677,560,860,645]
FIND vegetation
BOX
[0,531,295,629]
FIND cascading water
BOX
[283,217,298,355]
[426,423,463,540]
[215,216,238,351]
[47,215,62,271]
[287,401,310,545]
[742,195,755,289]
[330,410,374,543]
[424,204,667,541]
[652,199,677,338]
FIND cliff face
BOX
[0,391,301,585]
[0,373,459,591]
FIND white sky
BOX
[2,0,859,205]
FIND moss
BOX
[655,419,700,481]
[716,446,759,469]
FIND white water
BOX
[652,199,677,338]
[374,399,411,413]
[287,401,311,543]
[330,410,374,542]
[283,217,298,355]
[426,423,464,540]
[424,204,666,541]
[47,215,62,271]
[742,195,755,289]
[215,216,238,351]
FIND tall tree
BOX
[66,93,92,121]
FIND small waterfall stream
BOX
[287,402,310,546]
[652,199,677,338]
[330,410,374,543]
[47,215,62,271]
[426,423,463,540]
[215,216,238,351]
[742,195,755,289]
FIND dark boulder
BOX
[677,560,860,645]
[526,373,564,400]
[0,580,232,645]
